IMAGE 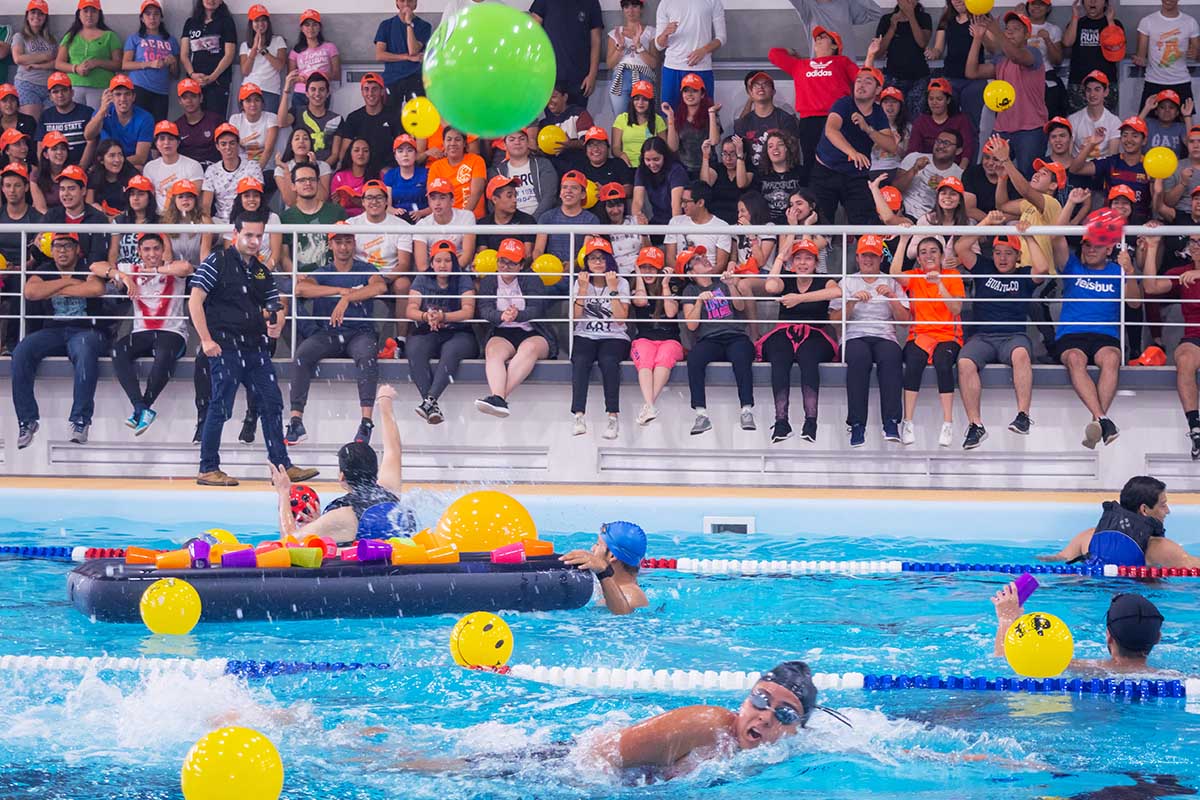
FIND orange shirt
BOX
[427,153,486,218]
[903,269,965,345]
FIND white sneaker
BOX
[602,414,619,440]
[636,404,658,426]
[572,413,587,436]
[900,420,915,445]
[938,421,954,448]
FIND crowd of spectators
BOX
[2,0,1200,482]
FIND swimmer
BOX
[992,583,1167,674]
[560,521,649,615]
[270,385,404,544]
[1038,476,1200,568]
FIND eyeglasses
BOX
[748,689,802,726]
[363,194,387,202]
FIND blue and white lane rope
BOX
[0,655,1195,701]
[665,559,1124,578]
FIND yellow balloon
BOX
[0,252,7,271]
[531,253,563,286]
[203,528,238,545]
[181,726,284,800]
[139,577,202,635]
[1144,146,1179,180]
[964,0,993,13]
[39,232,53,256]
[537,124,567,155]
[576,245,586,268]
[450,611,514,668]
[433,490,537,552]
[474,248,498,274]
[584,179,598,209]
[1004,611,1074,678]
[983,80,1016,113]
[402,97,441,139]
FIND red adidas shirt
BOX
[767,50,859,118]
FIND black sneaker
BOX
[1099,417,1119,446]
[800,418,817,442]
[1190,427,1200,461]
[1008,411,1032,435]
[239,412,257,444]
[415,399,432,422]
[355,418,374,444]
[475,395,510,418]
[882,420,900,442]
[771,419,793,443]
[284,417,308,446]
[962,423,988,450]
[16,420,38,449]
[193,419,203,445]
[426,399,444,425]
[849,423,866,448]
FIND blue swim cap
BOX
[600,521,646,567]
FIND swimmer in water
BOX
[560,521,649,615]
[270,385,405,544]
[992,583,1167,674]
[1038,476,1200,568]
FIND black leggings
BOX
[407,329,478,400]
[761,327,834,423]
[902,340,960,394]
[571,336,630,414]
[290,328,379,412]
[796,115,826,186]
[687,334,755,409]
[111,330,186,412]
[845,336,903,427]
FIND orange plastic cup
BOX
[391,543,431,565]
[125,546,161,565]
[304,535,338,559]
[425,545,460,564]
[255,541,284,554]
[255,547,292,568]
[412,529,440,549]
[523,539,554,557]
[155,549,191,570]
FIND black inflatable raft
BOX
[67,555,596,623]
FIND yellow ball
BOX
[203,528,238,545]
[1144,146,1179,180]
[1004,611,1074,678]
[474,248,498,274]
[0,252,7,271]
[983,80,1016,113]
[450,611,514,668]
[181,726,283,800]
[584,179,598,209]
[139,577,202,635]
[964,0,993,13]
[433,490,537,552]
[576,245,586,269]
[537,124,567,155]
[402,97,441,139]
[39,232,53,256]
[531,253,564,286]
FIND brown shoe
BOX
[197,470,239,486]
[287,466,319,482]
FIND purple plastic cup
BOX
[357,539,393,562]
[221,548,257,568]
[188,539,212,569]
[1015,572,1039,605]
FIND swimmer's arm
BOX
[1036,528,1094,562]
[991,582,1023,658]
[1145,536,1200,568]
[602,706,735,769]
[269,463,300,540]
[295,507,360,545]
[375,385,402,495]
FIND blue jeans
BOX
[997,128,1046,177]
[609,74,632,117]
[11,327,108,426]
[199,345,290,473]
[661,67,713,111]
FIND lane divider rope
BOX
[641,558,1196,579]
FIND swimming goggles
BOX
[749,688,802,726]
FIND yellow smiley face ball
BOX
[450,611,514,668]
[1004,611,1074,678]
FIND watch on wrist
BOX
[595,565,615,580]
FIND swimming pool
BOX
[2,487,1199,799]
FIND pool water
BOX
[2,492,1199,799]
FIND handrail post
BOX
[567,230,575,359]
[290,232,298,360]
[1119,260,1126,362]
[840,231,848,364]
[18,231,27,341]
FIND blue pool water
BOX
[2,488,1200,799]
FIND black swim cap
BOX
[1106,593,1164,654]
[337,441,378,487]
[759,661,817,727]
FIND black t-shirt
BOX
[755,167,804,224]
[38,104,93,164]
[630,289,682,341]
[962,163,997,215]
[181,14,237,86]
[707,167,741,227]
[91,175,128,215]
[967,256,1037,334]
[776,274,833,329]
[42,205,109,265]
[876,8,933,80]
[0,207,42,269]
[1068,17,1124,86]
[3,113,37,140]
[940,15,982,80]
[734,107,800,169]
[529,0,603,84]
[336,107,398,170]
[581,156,633,190]
[477,210,537,252]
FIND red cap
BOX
[300,8,321,24]
[582,235,614,257]
[56,164,88,186]
[0,163,30,181]
[393,133,417,151]
[583,126,609,144]
[108,74,134,92]
[636,246,665,270]
[485,174,515,201]
[78,0,102,9]
[790,238,820,257]
[561,170,587,188]
[154,119,180,138]
[360,73,384,87]
[53,232,80,242]
[927,77,953,96]
[0,128,27,149]
[745,71,774,88]
[140,0,161,11]
[937,176,965,194]
[1155,89,1182,107]
[1032,158,1067,189]
[1119,115,1148,136]
[812,25,843,55]
[858,65,884,87]
[856,235,885,256]
[1044,116,1073,133]
[125,174,154,193]
[360,179,387,196]
[1083,69,1110,87]
[40,131,68,150]
[248,3,269,20]
[498,238,526,262]
[169,178,199,197]
[1100,24,1126,62]
[26,0,49,12]
[430,238,458,256]
[598,182,627,202]
[214,122,240,141]
[0,84,18,101]
[880,185,903,212]
[992,235,1022,252]
[327,220,355,240]
[427,177,453,196]
[1004,11,1032,34]
[1189,185,1200,197]
[1108,184,1137,203]
[236,176,264,194]
[177,78,202,96]
[675,244,708,271]
[631,80,654,99]
[879,86,904,103]
[238,82,263,101]
[680,73,705,91]
[47,72,72,90]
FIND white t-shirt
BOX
[238,35,287,96]
[899,152,964,220]
[202,158,265,222]
[142,154,204,208]
[611,217,644,275]
[1067,106,1122,156]
[507,160,539,216]
[1138,10,1200,85]
[573,276,631,341]
[654,0,727,72]
[829,274,909,343]
[347,213,414,273]
[1029,22,1062,74]
[228,111,278,159]
[664,214,733,258]
[609,24,657,69]
[414,208,475,252]
[116,262,188,336]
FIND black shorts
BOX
[1056,333,1121,364]
[1179,337,1200,351]
[492,327,541,350]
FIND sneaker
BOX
[1008,411,1032,435]
[636,404,658,426]
[962,423,988,450]
[69,422,89,444]
[800,418,817,443]
[1190,427,1200,461]
[134,408,157,436]
[415,399,432,422]
[771,419,793,444]
[690,413,712,436]
[1099,417,1119,446]
[882,420,901,443]
[16,420,38,449]
[425,400,444,425]
[124,411,139,430]
[238,413,257,444]
[286,465,320,482]
[849,423,866,448]
[572,413,587,436]
[899,420,915,445]
[938,421,954,448]
[193,420,203,445]
[284,417,308,446]
[740,408,756,431]
[355,418,374,444]
[475,395,510,418]
[1082,419,1102,450]
[197,469,239,486]
[602,415,619,440]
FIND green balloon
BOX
[423,3,557,139]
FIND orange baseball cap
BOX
[154,119,180,138]
[125,174,154,193]
[498,238,526,262]
[360,73,383,87]
[429,239,458,257]
[1190,185,1200,196]
[238,82,263,101]
[214,122,240,141]
[360,179,387,195]
[169,178,199,196]
[0,84,18,101]
[78,0,102,9]
[393,133,417,151]
[236,176,265,194]
[745,71,774,88]
[582,235,614,257]
[937,176,965,194]
[177,78,202,96]
[680,73,705,91]
[1044,116,1073,133]
[812,25,843,54]
[1155,89,1182,106]
[108,74,134,92]
[992,235,1022,252]
[1119,116,1148,136]
[26,0,49,12]
[47,72,72,90]
[485,174,515,200]
[879,86,904,103]
[636,246,665,270]
[856,235,885,256]
[1004,11,1032,34]
[675,244,708,271]
[583,126,609,143]
[1083,69,1110,87]
[858,66,884,87]
[140,0,161,10]
[0,128,27,148]
[1108,184,1137,203]
[56,164,88,186]
[40,131,68,149]
[1,163,30,180]
[880,186,902,212]
[327,220,355,240]
[299,8,320,24]
[790,238,820,257]
[52,232,80,242]
[1032,158,1066,189]
[631,80,654,99]
[248,4,269,20]
[927,77,953,96]
[1100,24,1126,62]
[560,170,587,188]
[598,182,627,201]
[427,177,454,196]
